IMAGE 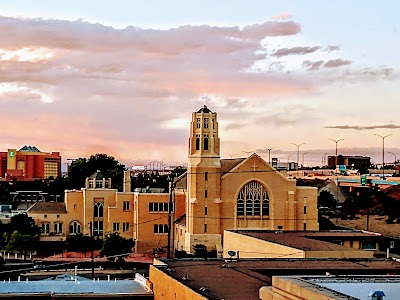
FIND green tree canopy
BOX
[318,190,336,209]
[100,232,135,262]
[68,153,126,190]
[66,233,91,257]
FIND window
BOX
[304,206,307,214]
[196,134,200,150]
[94,221,103,236]
[123,222,130,232]
[154,224,168,234]
[303,223,307,231]
[44,215,47,219]
[57,215,60,219]
[54,223,63,234]
[123,201,130,211]
[205,207,208,216]
[89,181,94,188]
[96,180,103,188]
[105,181,109,188]
[196,118,201,128]
[212,118,215,129]
[361,241,377,250]
[204,190,208,198]
[69,221,81,234]
[74,204,77,211]
[205,172,208,181]
[94,201,104,218]
[41,223,50,234]
[204,118,209,128]
[237,181,269,217]
[149,202,169,212]
[204,224,207,233]
[204,134,209,150]
[113,222,120,231]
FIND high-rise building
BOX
[0,145,61,180]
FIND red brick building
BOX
[0,146,61,180]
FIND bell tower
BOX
[185,104,222,254]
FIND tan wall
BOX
[260,276,344,300]
[304,250,373,259]
[29,211,67,241]
[135,193,170,253]
[149,264,207,300]
[223,231,304,259]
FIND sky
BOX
[0,1,399,168]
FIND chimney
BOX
[123,171,131,193]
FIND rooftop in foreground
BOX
[153,258,400,300]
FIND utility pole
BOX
[167,174,175,259]
[89,222,94,279]
[329,138,343,223]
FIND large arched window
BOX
[237,181,269,217]
[69,221,81,234]
[94,201,104,218]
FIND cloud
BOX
[271,46,320,57]
[323,45,340,52]
[324,124,400,130]
[324,59,352,68]
[271,12,294,21]
[302,60,324,71]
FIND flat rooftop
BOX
[232,230,381,252]
[155,258,400,300]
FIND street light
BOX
[388,151,397,164]
[243,150,253,156]
[227,153,236,158]
[291,143,305,177]
[374,134,392,180]
[264,147,275,164]
[329,138,344,168]
[302,152,308,168]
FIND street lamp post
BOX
[302,152,308,168]
[264,147,275,164]
[388,151,397,164]
[329,138,344,168]
[291,143,305,177]
[374,134,392,180]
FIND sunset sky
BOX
[0,1,399,168]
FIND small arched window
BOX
[237,181,269,217]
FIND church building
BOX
[174,105,319,253]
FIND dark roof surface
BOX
[19,145,41,152]
[233,230,381,251]
[221,158,246,174]
[174,214,186,226]
[28,202,67,214]
[157,258,400,300]
[88,170,106,180]
[197,105,212,113]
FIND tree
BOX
[4,231,39,260]
[68,153,126,191]
[66,233,91,257]
[318,190,336,209]
[193,244,207,258]
[3,214,41,260]
[100,232,135,262]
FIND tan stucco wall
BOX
[29,211,67,242]
[149,264,207,300]
[223,231,304,259]
[260,276,345,300]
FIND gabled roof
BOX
[175,214,186,226]
[174,172,187,189]
[88,170,106,180]
[221,158,246,174]
[28,202,66,214]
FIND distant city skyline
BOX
[0,1,399,167]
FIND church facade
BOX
[175,105,319,253]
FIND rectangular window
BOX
[113,222,120,231]
[196,118,201,128]
[204,224,207,233]
[153,224,168,234]
[304,206,307,214]
[89,181,94,188]
[123,201,130,211]
[123,222,130,232]
[57,215,60,219]
[54,223,63,234]
[205,207,208,215]
[96,180,103,188]
[41,223,50,234]
[204,118,209,128]
[196,134,200,150]
[204,190,208,198]
[149,202,169,212]
[204,134,209,150]
[94,201,104,218]
[303,223,306,231]
[212,118,215,129]
[44,215,47,219]
[94,221,103,236]
[361,241,377,250]
[205,172,208,181]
